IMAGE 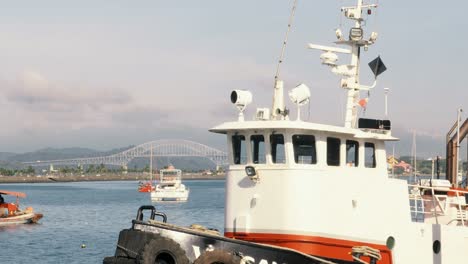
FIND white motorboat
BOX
[150,166,189,202]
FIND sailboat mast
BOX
[150,144,153,183]
[412,131,417,182]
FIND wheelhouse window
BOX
[346,140,359,167]
[327,137,341,166]
[251,135,266,164]
[270,134,285,164]
[232,135,247,165]
[365,142,376,168]
[293,135,316,164]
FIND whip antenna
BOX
[272,0,299,119]
[275,0,298,80]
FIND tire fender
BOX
[137,235,189,264]
[193,249,241,264]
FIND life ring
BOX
[137,235,189,264]
[193,249,241,264]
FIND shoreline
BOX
[0,172,226,184]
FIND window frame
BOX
[327,137,341,167]
[270,133,286,164]
[250,134,266,164]
[364,142,376,168]
[231,134,247,165]
[292,134,317,165]
[346,140,359,167]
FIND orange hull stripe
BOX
[225,232,393,264]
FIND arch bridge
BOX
[22,139,228,168]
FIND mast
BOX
[308,0,381,128]
[412,131,417,182]
[456,108,463,187]
[271,0,298,120]
[150,144,153,184]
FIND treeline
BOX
[0,166,35,176]
[397,156,467,175]
[0,163,220,176]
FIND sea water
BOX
[0,180,225,264]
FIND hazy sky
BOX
[0,0,467,158]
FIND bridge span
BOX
[22,139,228,168]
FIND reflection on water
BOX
[0,180,225,264]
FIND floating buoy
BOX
[81,243,86,249]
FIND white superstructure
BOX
[151,167,189,202]
[210,1,468,263]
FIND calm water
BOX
[0,180,225,264]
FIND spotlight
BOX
[230,90,252,121]
[289,83,311,121]
[349,27,363,41]
[231,90,252,110]
[289,84,311,106]
[335,29,343,40]
[369,32,378,43]
[320,51,338,66]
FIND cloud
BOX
[0,71,168,132]
[5,71,131,111]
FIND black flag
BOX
[368,56,387,78]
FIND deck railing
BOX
[408,184,468,226]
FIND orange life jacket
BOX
[0,203,18,215]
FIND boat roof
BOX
[0,190,27,198]
[210,120,398,141]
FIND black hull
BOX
[104,206,356,264]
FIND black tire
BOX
[103,256,136,264]
[137,235,189,264]
[193,250,241,264]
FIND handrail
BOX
[408,184,468,195]
[407,185,468,225]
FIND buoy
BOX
[81,243,86,249]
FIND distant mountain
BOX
[7,147,100,162]
[1,145,216,171]
[98,145,135,157]
[0,152,16,161]
[128,157,216,172]
[5,145,138,163]
[386,129,465,160]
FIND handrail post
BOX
[456,191,465,226]
[430,182,439,224]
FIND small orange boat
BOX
[0,190,43,226]
[138,181,155,193]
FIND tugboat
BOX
[105,1,468,263]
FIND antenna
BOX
[150,144,153,184]
[308,0,383,128]
[384,87,390,118]
[272,0,299,120]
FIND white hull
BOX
[0,212,41,226]
[150,186,189,202]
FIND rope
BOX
[116,244,139,258]
[274,0,299,81]
[350,246,382,264]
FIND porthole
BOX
[386,236,395,250]
[433,240,441,254]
